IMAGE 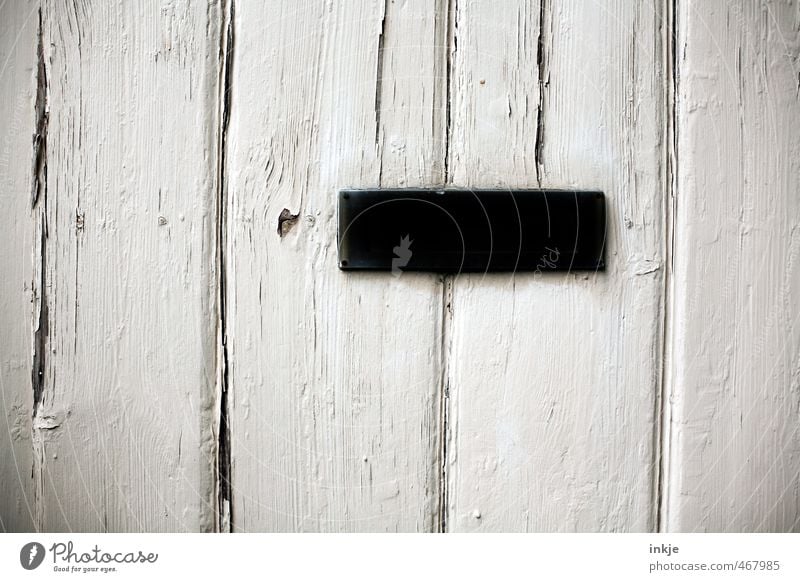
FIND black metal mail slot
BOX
[338,189,606,273]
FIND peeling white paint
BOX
[1,0,798,534]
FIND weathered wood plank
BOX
[444,0,666,531]
[28,0,221,531]
[0,0,39,533]
[665,0,800,532]
[225,0,447,531]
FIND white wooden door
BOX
[1,0,798,533]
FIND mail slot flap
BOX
[338,188,606,273]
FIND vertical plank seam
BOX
[374,0,389,186]
[437,277,453,532]
[31,6,48,419]
[656,0,679,533]
[442,0,455,186]
[533,0,550,185]
[374,0,389,149]
[215,0,235,534]
[436,0,456,533]
[30,5,50,533]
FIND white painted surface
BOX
[444,0,665,531]
[223,0,446,531]
[0,0,798,533]
[664,0,800,532]
[0,0,222,532]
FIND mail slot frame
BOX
[338,188,606,273]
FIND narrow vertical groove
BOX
[437,277,453,532]
[31,7,49,418]
[656,0,678,533]
[31,7,48,211]
[374,0,389,147]
[30,6,49,533]
[215,0,235,534]
[533,0,549,185]
[31,230,48,419]
[442,0,455,184]
[435,0,456,532]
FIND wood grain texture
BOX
[26,0,221,531]
[224,0,447,531]
[664,0,800,532]
[444,0,666,531]
[0,0,39,532]
[2,0,797,535]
